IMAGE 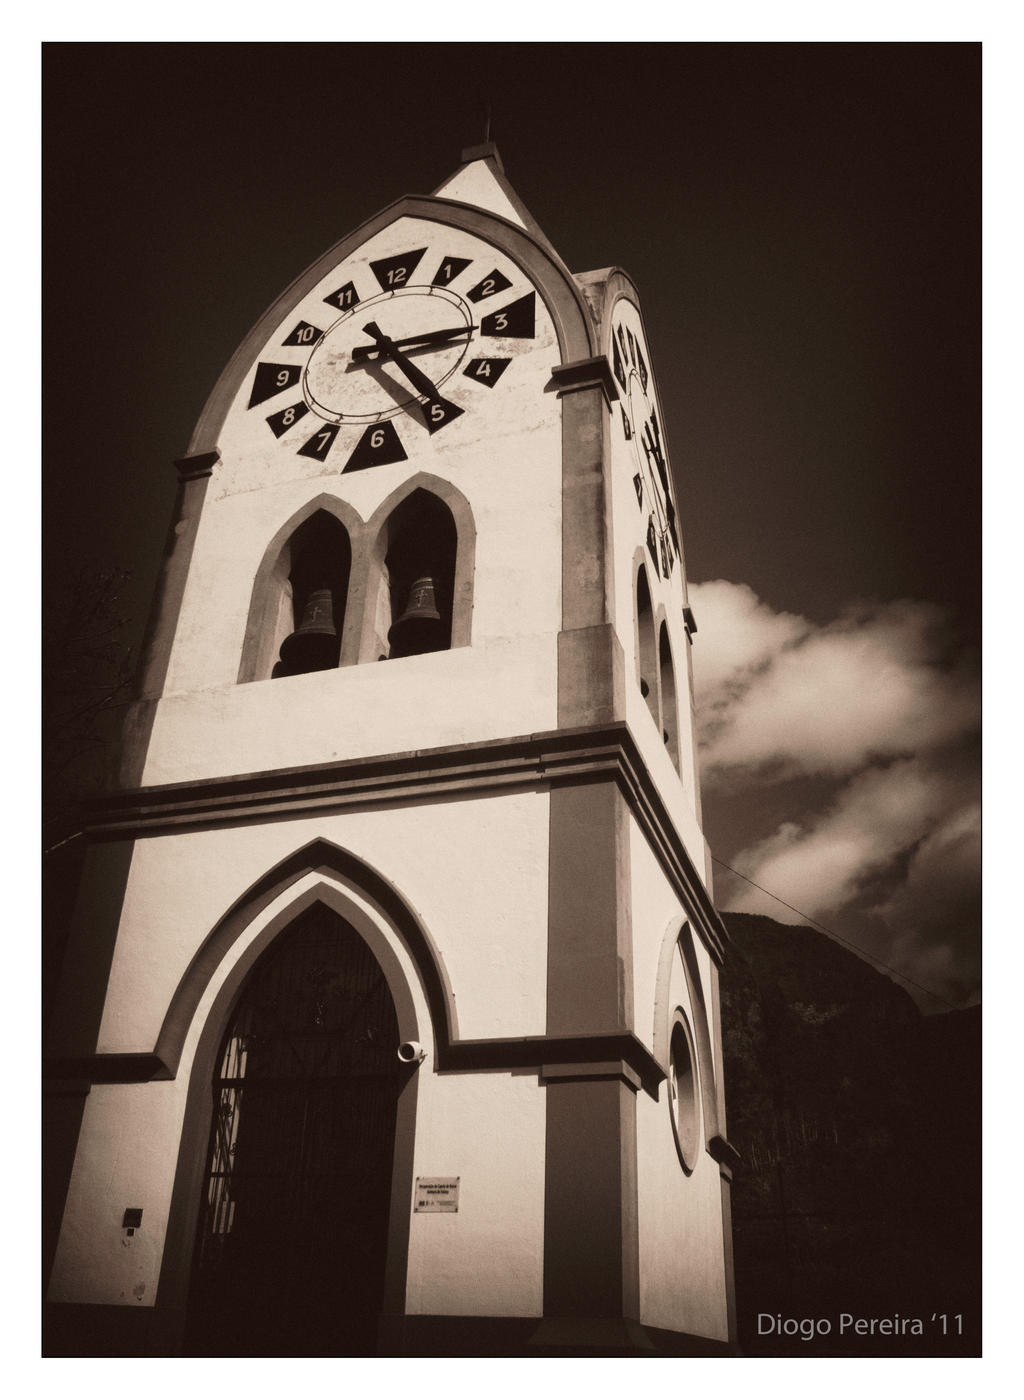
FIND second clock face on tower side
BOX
[239,225,545,476]
[610,301,679,580]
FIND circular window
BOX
[668,1010,700,1172]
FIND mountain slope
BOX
[719,912,980,1356]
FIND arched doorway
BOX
[183,902,402,1356]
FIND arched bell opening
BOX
[272,511,351,678]
[378,489,457,661]
[239,504,357,683]
[659,620,680,773]
[636,565,659,731]
[183,901,404,1357]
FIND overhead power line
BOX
[712,856,965,1012]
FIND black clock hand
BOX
[360,322,445,402]
[350,324,475,363]
[359,322,465,436]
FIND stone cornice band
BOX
[80,722,727,965]
[47,1033,664,1096]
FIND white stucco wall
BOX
[432,159,529,229]
[636,933,728,1340]
[144,214,565,787]
[602,291,709,884]
[404,1070,545,1317]
[51,798,552,1315]
[143,635,559,785]
[636,1074,729,1340]
[627,805,718,1078]
[625,809,729,1338]
[52,213,734,1339]
[96,793,550,1055]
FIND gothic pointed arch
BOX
[361,472,476,661]
[153,837,457,1078]
[633,553,659,732]
[658,618,680,773]
[182,897,406,1354]
[238,496,362,683]
[652,918,721,1148]
[154,851,441,1346]
[186,195,597,459]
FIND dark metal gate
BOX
[185,903,402,1356]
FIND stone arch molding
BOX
[188,194,597,457]
[365,470,477,653]
[238,474,477,680]
[153,838,458,1079]
[238,493,363,681]
[652,917,721,1150]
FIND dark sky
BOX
[43,42,981,1007]
[45,43,979,622]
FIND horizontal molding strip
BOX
[83,722,727,964]
[46,1032,665,1097]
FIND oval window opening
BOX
[669,1013,700,1172]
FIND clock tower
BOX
[44,146,738,1357]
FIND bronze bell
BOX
[388,575,445,658]
[277,588,340,675]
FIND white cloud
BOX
[722,758,967,923]
[691,580,981,1006]
[690,582,978,779]
[686,579,807,699]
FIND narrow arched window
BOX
[272,511,351,678]
[659,621,680,772]
[377,490,457,661]
[636,566,659,730]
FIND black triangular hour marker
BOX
[420,397,465,434]
[464,357,511,387]
[633,473,644,508]
[467,269,512,303]
[626,328,638,367]
[647,518,660,575]
[266,402,309,438]
[370,249,426,291]
[612,338,626,392]
[297,422,341,461]
[343,421,409,472]
[621,406,632,440]
[324,282,359,313]
[282,321,322,347]
[636,344,649,392]
[481,292,535,338]
[432,256,472,287]
[248,362,303,408]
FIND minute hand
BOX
[360,321,446,401]
[350,324,474,363]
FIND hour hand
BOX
[350,323,475,363]
[359,322,464,435]
[360,322,439,401]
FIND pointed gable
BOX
[432,143,544,235]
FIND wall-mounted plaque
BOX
[414,1177,460,1212]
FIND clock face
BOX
[610,302,679,579]
[240,228,541,475]
[302,285,473,425]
